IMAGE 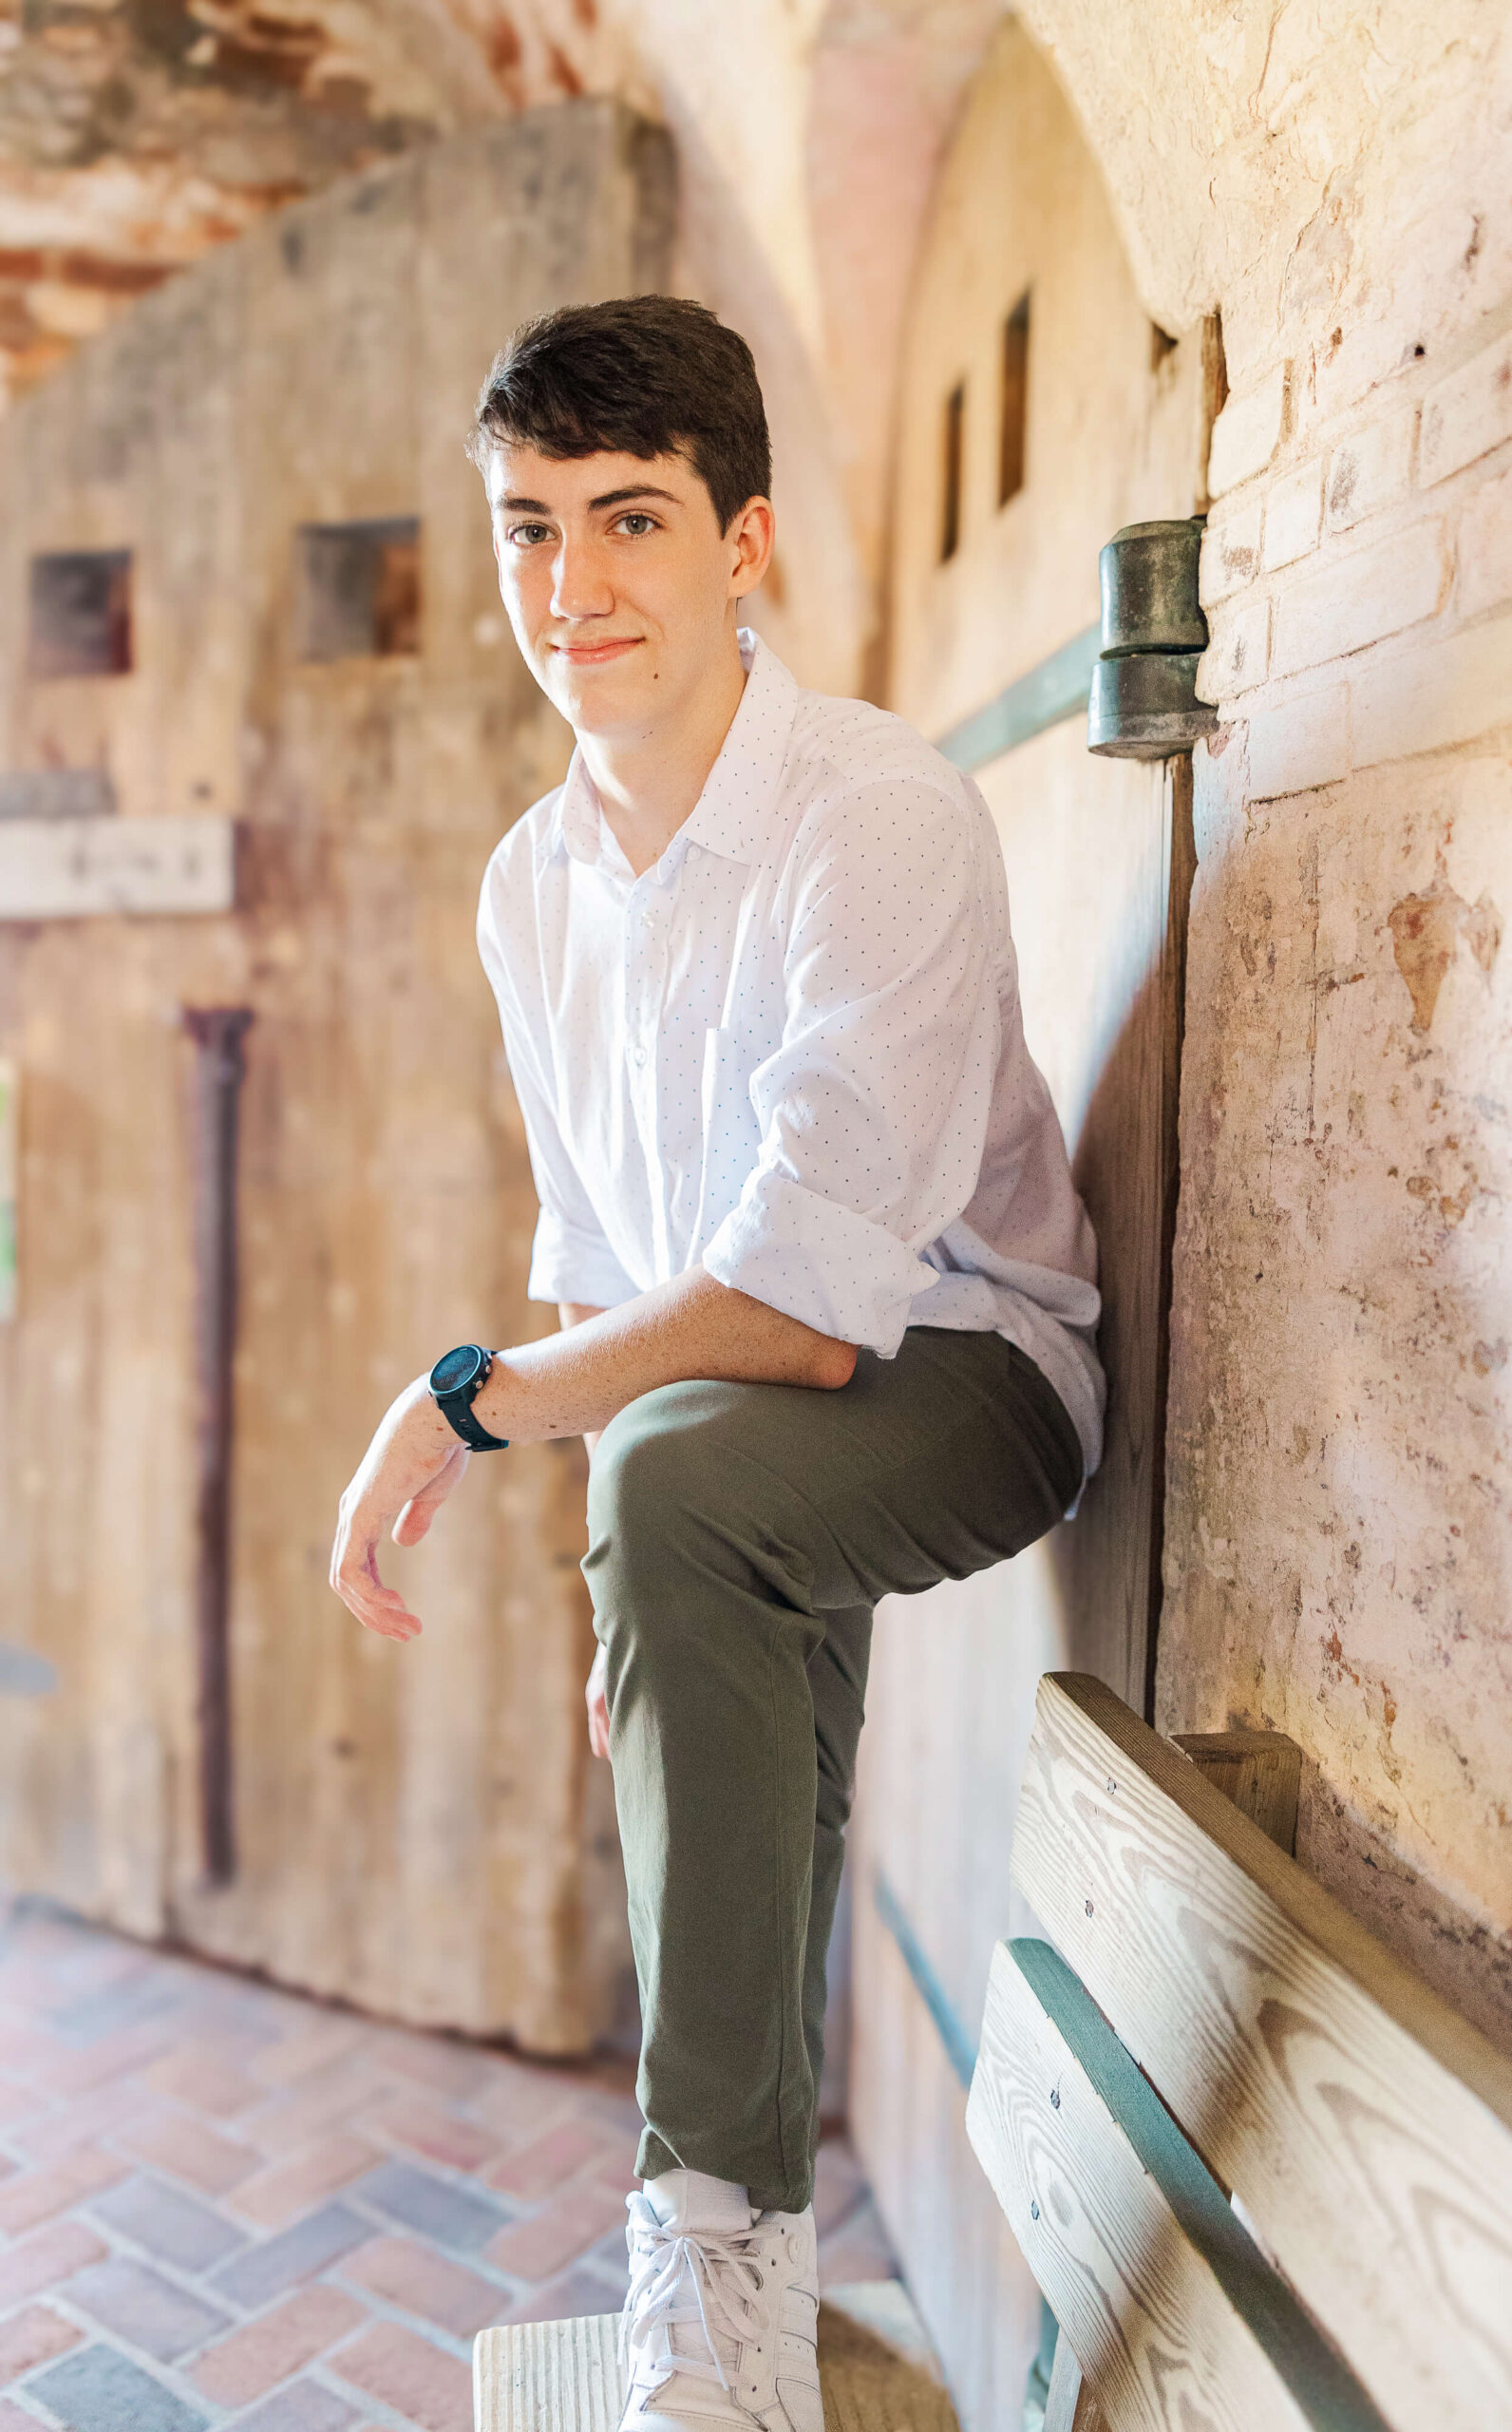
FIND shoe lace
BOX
[620,2192,770,2398]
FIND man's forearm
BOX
[475,1267,856,1447]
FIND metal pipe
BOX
[181,1005,254,1886]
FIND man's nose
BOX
[551,539,614,621]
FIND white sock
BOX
[644,2168,752,2233]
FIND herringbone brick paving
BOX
[0,1900,896,2429]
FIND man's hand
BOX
[331,1272,853,1648]
[585,1643,611,1758]
[329,1378,470,1641]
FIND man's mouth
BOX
[552,636,642,665]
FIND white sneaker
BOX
[618,2173,822,2432]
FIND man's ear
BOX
[728,496,776,600]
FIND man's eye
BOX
[508,523,553,546]
[615,513,657,536]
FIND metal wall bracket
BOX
[1087,519,1219,761]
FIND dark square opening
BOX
[940,382,965,563]
[297,518,421,661]
[28,550,133,679]
[999,292,1030,507]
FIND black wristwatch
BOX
[428,1344,510,1451]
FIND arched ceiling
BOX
[0,0,642,397]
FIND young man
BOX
[331,296,1102,2432]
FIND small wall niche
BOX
[999,292,1030,506]
[28,551,133,679]
[940,382,966,562]
[297,518,421,662]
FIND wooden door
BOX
[849,23,1219,2426]
[0,103,672,2050]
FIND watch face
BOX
[430,1343,485,1398]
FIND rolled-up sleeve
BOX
[478,873,638,1312]
[702,786,999,1352]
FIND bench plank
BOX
[968,1940,1389,2432]
[1043,2332,1100,2432]
[473,2286,960,2432]
[1011,1674,1512,2432]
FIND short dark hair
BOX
[467,295,771,533]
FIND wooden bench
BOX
[475,1665,1512,2432]
[965,1673,1512,2432]
[475,2278,962,2432]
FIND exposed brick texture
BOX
[0,2300,82,2379]
[0,1897,894,2430]
[1326,409,1415,531]
[0,2213,107,2305]
[231,2133,382,2229]
[122,2111,260,2196]
[344,2233,505,2336]
[192,2285,366,2406]
[331,2321,475,2432]
[1207,363,1289,498]
[1271,518,1446,676]
[1261,456,1324,570]
[1419,328,1512,485]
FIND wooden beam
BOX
[1172,1728,1301,1854]
[968,1940,1391,2432]
[1011,1674,1512,2432]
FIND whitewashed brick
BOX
[1207,363,1289,500]
[1325,409,1415,531]
[1244,676,1350,800]
[1200,492,1262,605]
[1271,519,1446,677]
[1262,457,1324,570]
[1198,596,1270,703]
[1419,328,1512,486]
[1456,460,1512,620]
[1349,609,1512,769]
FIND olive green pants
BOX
[583,1326,1083,2215]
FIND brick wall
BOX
[1158,294,1512,2044]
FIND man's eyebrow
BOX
[588,484,681,511]
[494,484,681,516]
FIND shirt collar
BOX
[541,629,802,875]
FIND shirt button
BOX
[632,1046,647,1068]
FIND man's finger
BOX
[332,1534,425,1638]
[336,1570,423,1639]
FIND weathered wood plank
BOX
[1043,2328,1099,2432]
[0,813,236,919]
[1173,1728,1301,1854]
[967,1940,1390,2432]
[1012,1674,1512,2432]
[473,2288,959,2432]
[475,2312,620,2432]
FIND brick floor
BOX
[0,1896,896,2428]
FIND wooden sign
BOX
[0,814,235,921]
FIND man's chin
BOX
[546,657,658,735]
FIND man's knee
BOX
[590,1384,724,1548]
[585,1382,753,1637]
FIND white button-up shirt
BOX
[478,632,1105,1479]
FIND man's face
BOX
[484,444,771,739]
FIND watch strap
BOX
[436,1393,509,1452]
